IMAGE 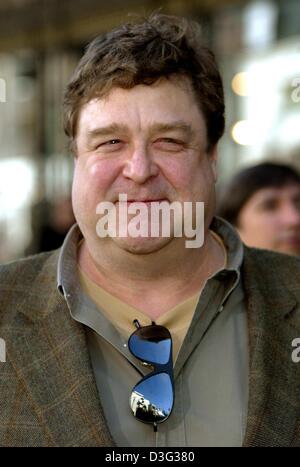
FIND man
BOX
[218,163,300,256]
[0,14,300,447]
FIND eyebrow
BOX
[86,123,128,141]
[148,121,196,140]
[85,121,196,141]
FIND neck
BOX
[78,230,225,319]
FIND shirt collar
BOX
[211,216,244,273]
[57,217,244,293]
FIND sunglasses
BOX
[128,319,174,431]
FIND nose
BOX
[122,145,159,184]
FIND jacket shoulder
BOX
[244,246,300,269]
[0,250,60,324]
[0,250,58,286]
[243,246,300,301]
[0,250,55,270]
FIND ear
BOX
[208,144,218,183]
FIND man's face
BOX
[237,184,300,256]
[72,78,217,255]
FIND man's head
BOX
[64,14,225,256]
[63,14,225,155]
[218,163,300,255]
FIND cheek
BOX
[73,158,120,201]
[72,159,122,226]
[165,164,190,188]
[160,158,201,192]
[88,160,119,191]
[178,159,215,199]
[240,209,277,236]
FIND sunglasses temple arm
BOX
[133,319,141,329]
[132,319,156,329]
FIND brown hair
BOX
[63,13,225,152]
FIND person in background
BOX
[218,162,300,256]
[38,198,76,252]
[26,197,76,255]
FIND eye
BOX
[103,139,121,146]
[160,138,179,144]
[154,138,184,151]
[260,199,278,211]
[95,139,123,151]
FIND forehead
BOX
[77,77,205,134]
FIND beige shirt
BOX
[77,230,227,363]
[78,268,199,364]
[58,217,248,447]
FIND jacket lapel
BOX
[242,247,300,447]
[5,251,114,447]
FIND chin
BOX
[112,236,173,255]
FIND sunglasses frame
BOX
[128,321,175,429]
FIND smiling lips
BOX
[115,198,168,204]
[127,199,167,203]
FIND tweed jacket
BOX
[0,246,299,447]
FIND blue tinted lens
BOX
[130,372,174,424]
[129,325,172,365]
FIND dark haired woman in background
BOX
[218,163,300,256]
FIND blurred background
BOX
[0,0,300,262]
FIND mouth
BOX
[115,198,168,204]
